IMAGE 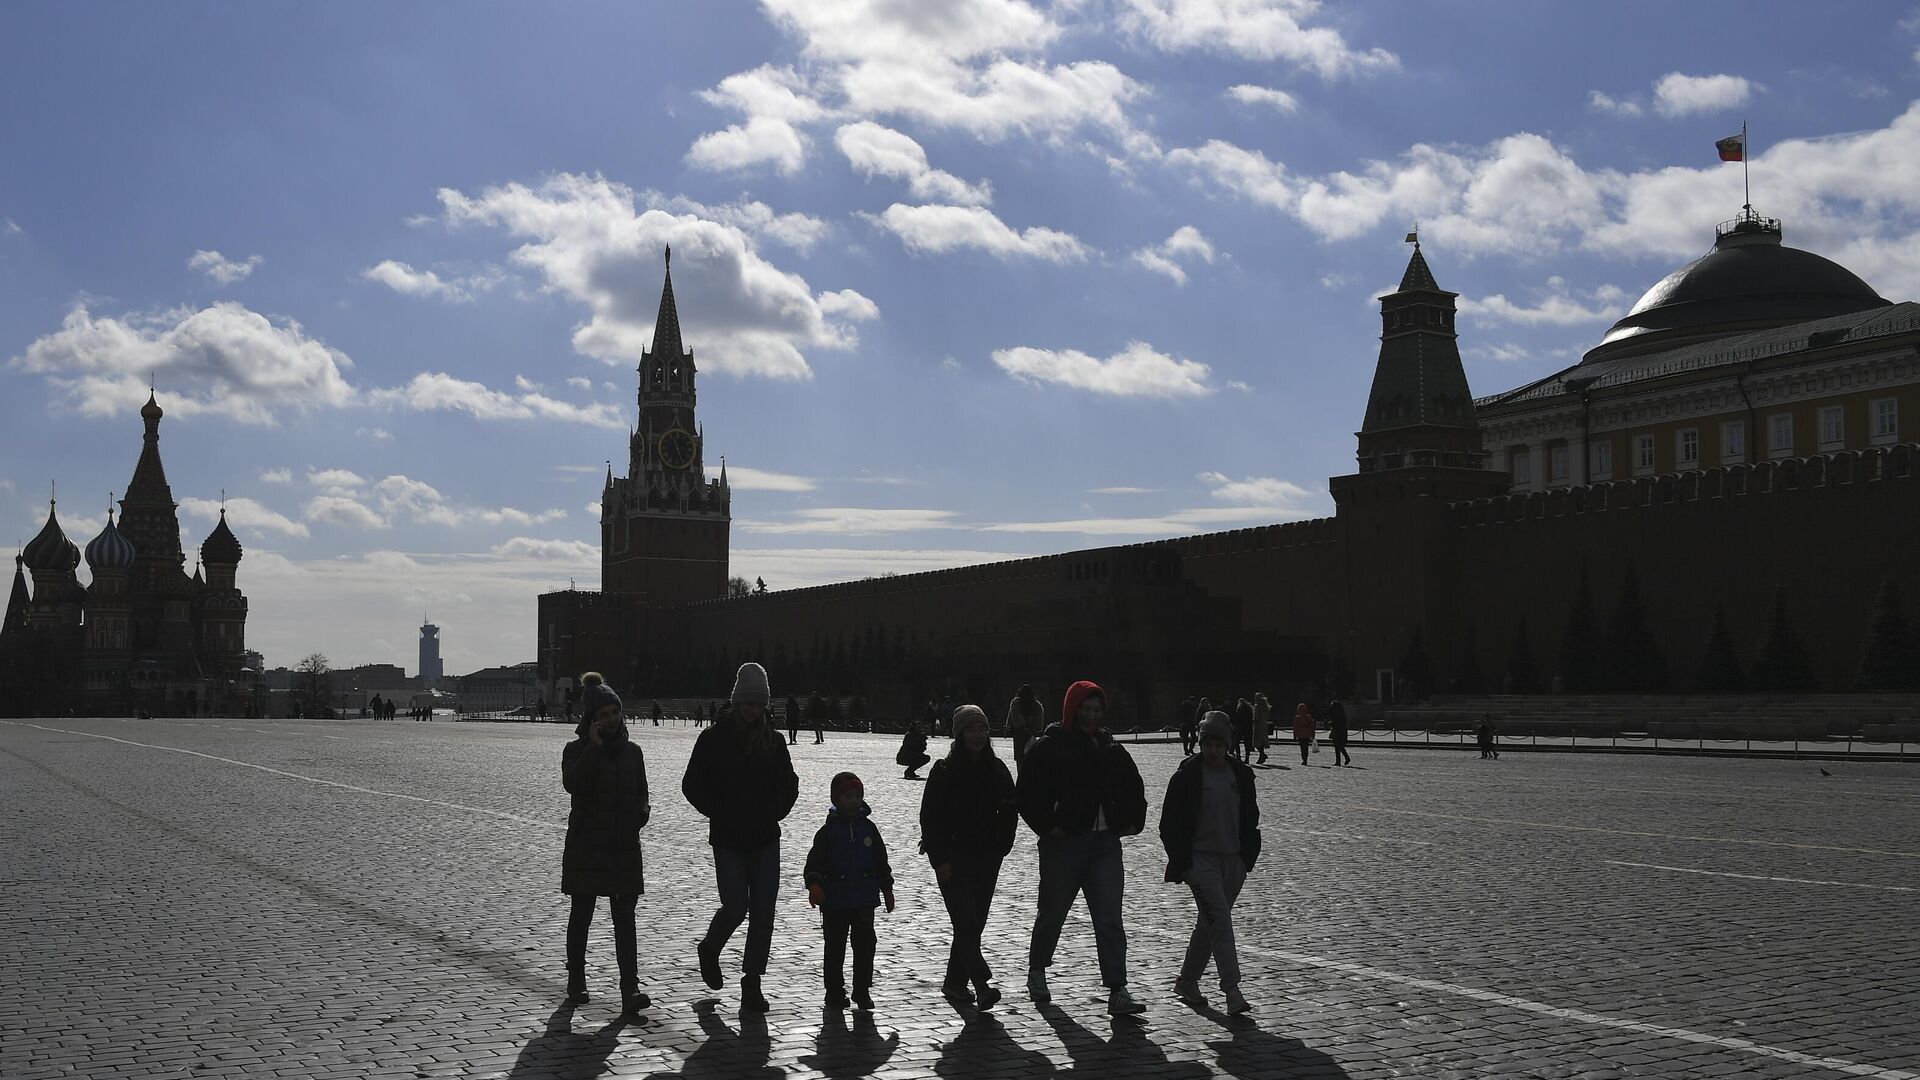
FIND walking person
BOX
[1016,680,1149,1016]
[1161,712,1260,1014]
[787,694,801,744]
[1189,698,1211,757]
[1004,684,1042,767]
[561,672,653,1016]
[1250,693,1272,764]
[1231,698,1254,762]
[815,694,830,744]
[898,718,931,779]
[1327,698,1351,766]
[805,772,896,1011]
[1178,696,1199,756]
[920,705,1017,1010]
[683,662,800,1013]
[1477,713,1500,759]
[1292,702,1316,765]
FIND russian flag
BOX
[1716,132,1746,162]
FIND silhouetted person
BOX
[1161,712,1260,1015]
[1232,698,1254,762]
[1250,693,1271,764]
[1178,696,1199,755]
[1292,702,1316,765]
[1327,698,1351,766]
[920,705,1016,1009]
[561,672,652,1016]
[1477,713,1500,759]
[898,720,930,779]
[1005,684,1042,766]
[788,694,802,744]
[805,772,895,1011]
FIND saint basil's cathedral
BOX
[0,393,252,716]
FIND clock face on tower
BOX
[658,427,696,470]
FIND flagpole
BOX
[1743,120,1750,209]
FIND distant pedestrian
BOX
[682,662,800,1013]
[815,695,830,744]
[1327,699,1351,766]
[1161,711,1260,1015]
[1016,680,1149,1016]
[694,703,706,728]
[1189,698,1211,757]
[560,672,652,1016]
[650,700,661,727]
[804,772,895,1011]
[1250,693,1271,764]
[1005,684,1042,766]
[920,705,1017,1009]
[1476,713,1500,760]
[788,695,802,744]
[1292,702,1316,765]
[939,694,954,738]
[1232,698,1254,762]
[1178,697,1199,756]
[898,719,931,780]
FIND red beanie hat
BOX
[831,771,864,800]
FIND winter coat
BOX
[803,803,895,910]
[1251,700,1272,747]
[919,750,1018,867]
[681,708,800,850]
[1005,696,1043,736]
[1292,709,1316,742]
[897,727,929,765]
[561,733,650,896]
[1016,722,1148,838]
[1157,755,1262,882]
[1327,702,1350,744]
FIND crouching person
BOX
[561,672,652,1016]
[1160,712,1261,1014]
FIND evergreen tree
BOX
[1695,602,1745,692]
[1451,617,1486,694]
[1855,576,1918,691]
[1597,562,1669,692]
[1506,615,1541,693]
[1750,585,1818,692]
[1556,561,1600,692]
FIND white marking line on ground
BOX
[1,722,561,830]
[1292,829,1434,847]
[1605,860,1918,892]
[1129,922,1920,1080]
[1351,805,1920,858]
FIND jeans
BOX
[821,907,876,993]
[567,893,638,988]
[704,841,780,977]
[1333,740,1351,765]
[939,853,1003,989]
[1179,851,1246,990]
[1028,830,1127,988]
[1297,737,1311,764]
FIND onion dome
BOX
[200,508,243,565]
[22,501,80,574]
[85,510,137,573]
[141,390,163,422]
[1584,210,1890,365]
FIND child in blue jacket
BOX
[804,771,896,1010]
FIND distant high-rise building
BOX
[418,619,443,688]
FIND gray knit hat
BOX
[731,662,771,706]
[579,672,621,718]
[951,704,988,737]
[1196,710,1233,746]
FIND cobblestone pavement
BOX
[4,716,1918,1079]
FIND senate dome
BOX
[1581,210,1890,366]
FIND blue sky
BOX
[5,1,1920,674]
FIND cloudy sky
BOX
[5,2,1920,674]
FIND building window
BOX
[1873,398,1898,442]
[1509,447,1531,487]
[1677,428,1699,466]
[1549,445,1569,483]
[1591,439,1613,479]
[1721,420,1745,463]
[1819,406,1844,448]
[1634,433,1655,474]
[1769,413,1794,457]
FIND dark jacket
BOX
[681,708,800,850]
[897,726,929,766]
[1327,701,1350,743]
[919,750,1018,866]
[1016,722,1148,838]
[803,803,894,910]
[1157,755,1261,882]
[561,732,650,896]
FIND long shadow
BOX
[798,1007,900,1078]
[505,1003,628,1079]
[1192,1001,1353,1080]
[1038,1002,1213,1080]
[648,1004,782,1080]
[933,1012,1053,1080]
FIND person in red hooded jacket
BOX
[1014,679,1149,1016]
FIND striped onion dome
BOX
[85,510,137,573]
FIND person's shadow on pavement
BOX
[653,1003,782,1080]
[505,1003,628,1080]
[1038,1001,1213,1080]
[1193,1002,1352,1079]
[933,1011,1053,1080]
[799,1007,900,1078]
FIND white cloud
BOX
[1652,72,1755,117]
[490,537,598,561]
[188,249,262,284]
[700,63,830,124]
[440,173,872,379]
[514,375,542,392]
[565,377,593,390]
[1468,343,1535,364]
[9,302,356,425]
[1586,90,1643,117]
[370,372,624,428]
[1458,280,1628,325]
[816,289,880,322]
[726,466,817,491]
[869,203,1088,261]
[3,218,20,235]
[586,499,602,517]
[1131,225,1216,284]
[355,426,393,441]
[656,195,833,253]
[1119,0,1397,79]
[1225,84,1300,113]
[304,495,388,530]
[306,468,366,494]
[740,507,962,535]
[259,468,292,484]
[179,496,309,539]
[303,474,571,532]
[1090,486,1159,494]
[360,259,500,302]
[1197,470,1318,508]
[992,341,1214,397]
[687,115,812,175]
[834,122,993,205]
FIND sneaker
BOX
[825,988,850,1010]
[566,972,589,1005]
[1172,978,1203,1005]
[851,989,874,1011]
[1225,987,1252,1015]
[1027,972,1051,1003]
[1107,987,1147,1016]
[697,939,724,991]
[741,976,770,1013]
[974,985,1002,1011]
[941,981,975,1003]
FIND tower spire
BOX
[1357,238,1482,472]
[652,246,683,359]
